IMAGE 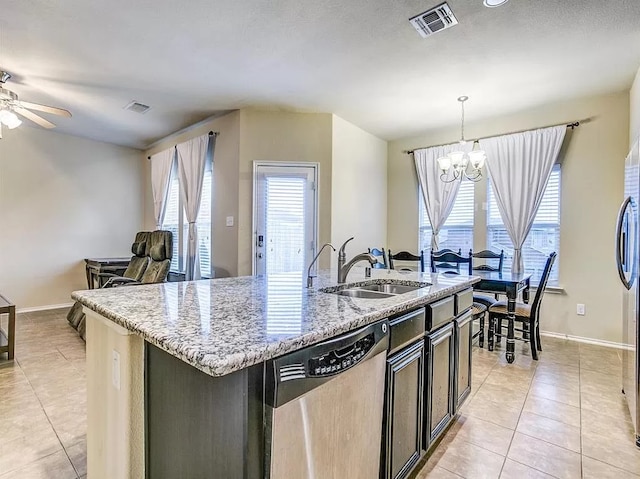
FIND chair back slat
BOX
[388,250,425,272]
[368,247,388,269]
[430,250,472,275]
[470,249,504,273]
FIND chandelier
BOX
[437,96,486,183]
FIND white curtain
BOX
[480,126,566,273]
[176,134,210,281]
[414,142,472,251]
[150,147,175,229]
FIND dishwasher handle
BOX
[266,320,389,408]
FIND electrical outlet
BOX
[577,303,586,316]
[226,216,234,227]
[112,350,121,390]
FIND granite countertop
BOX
[72,268,479,377]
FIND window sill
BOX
[531,285,565,295]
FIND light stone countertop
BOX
[72,268,479,377]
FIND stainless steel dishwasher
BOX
[265,321,389,479]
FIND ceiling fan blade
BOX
[13,107,56,129]
[17,101,71,118]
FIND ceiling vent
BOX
[124,101,151,114]
[409,2,458,38]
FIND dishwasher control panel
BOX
[308,333,375,376]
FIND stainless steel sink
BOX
[334,289,396,299]
[321,280,430,299]
[357,284,423,295]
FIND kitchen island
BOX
[72,268,479,479]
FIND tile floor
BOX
[1,309,639,478]
[413,335,640,478]
[0,308,86,479]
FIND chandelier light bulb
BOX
[437,156,452,172]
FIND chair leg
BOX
[529,321,538,360]
[535,321,542,351]
[479,314,485,349]
[488,315,495,351]
[523,322,530,340]
[496,318,502,345]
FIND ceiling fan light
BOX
[0,109,22,129]
[437,156,452,171]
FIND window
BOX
[419,179,475,255]
[487,164,561,286]
[161,148,214,278]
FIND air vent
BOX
[124,101,151,114]
[409,2,458,38]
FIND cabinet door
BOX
[382,340,425,479]
[455,311,473,411]
[425,322,455,448]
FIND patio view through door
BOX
[253,163,318,276]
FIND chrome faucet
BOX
[307,243,336,288]
[337,237,378,283]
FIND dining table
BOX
[472,270,532,363]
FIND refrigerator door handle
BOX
[616,196,634,290]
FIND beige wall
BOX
[631,65,640,147]
[331,115,387,267]
[388,91,629,343]
[143,111,241,277]
[237,109,333,276]
[0,126,143,308]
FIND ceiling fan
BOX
[0,70,72,137]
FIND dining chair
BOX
[430,250,472,275]
[488,252,557,360]
[368,247,388,269]
[470,249,505,305]
[388,250,425,272]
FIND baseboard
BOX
[17,302,74,314]
[540,330,631,350]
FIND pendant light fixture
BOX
[437,96,486,183]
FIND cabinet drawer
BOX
[389,309,426,355]
[426,296,454,331]
[455,288,473,315]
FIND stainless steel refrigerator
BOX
[617,136,640,447]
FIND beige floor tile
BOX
[533,368,580,389]
[415,464,464,478]
[460,396,521,430]
[483,370,532,391]
[516,411,581,453]
[529,378,580,407]
[0,432,63,476]
[65,439,87,477]
[534,362,580,378]
[473,382,528,411]
[507,432,581,479]
[582,430,640,475]
[430,437,505,479]
[499,458,555,479]
[581,389,631,420]
[522,395,580,428]
[581,408,635,439]
[582,456,640,478]
[0,450,77,479]
[450,415,514,455]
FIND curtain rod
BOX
[404,121,581,155]
[147,131,219,159]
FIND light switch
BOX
[226,216,234,227]
[577,304,586,316]
[112,350,121,390]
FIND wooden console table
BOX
[85,257,131,289]
[0,293,15,360]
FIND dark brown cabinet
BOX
[454,311,473,410]
[382,340,425,479]
[424,321,455,448]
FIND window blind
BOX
[197,169,212,278]
[162,175,181,273]
[265,176,307,274]
[487,164,561,286]
[419,179,475,254]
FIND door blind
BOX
[265,176,307,274]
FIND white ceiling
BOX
[1,0,639,149]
